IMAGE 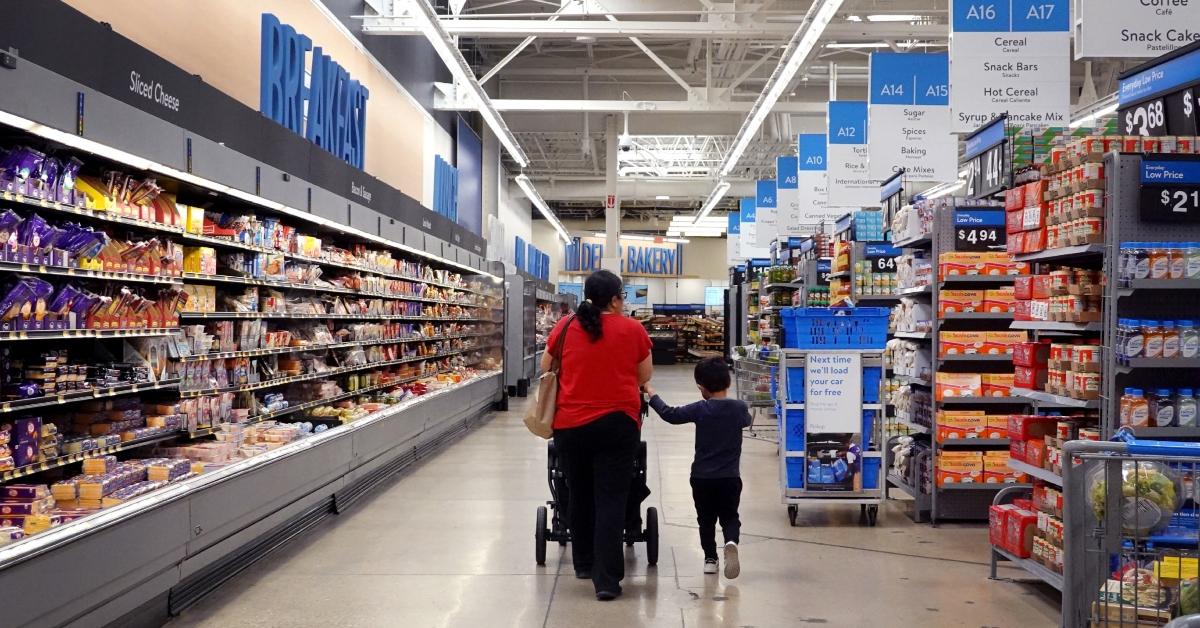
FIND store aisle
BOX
[170,365,1059,628]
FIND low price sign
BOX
[1140,159,1200,222]
[1119,45,1200,137]
[954,209,1007,251]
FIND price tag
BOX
[815,259,832,286]
[953,210,1006,251]
[1141,159,1200,222]
[1166,88,1198,136]
[873,256,897,272]
[963,143,1008,199]
[1029,300,1050,321]
[1121,97,1168,137]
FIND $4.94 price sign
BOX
[1140,160,1200,222]
[953,210,1006,251]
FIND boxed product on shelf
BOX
[895,254,932,290]
[983,451,1026,484]
[936,451,983,486]
[1012,341,1050,366]
[939,331,985,355]
[935,372,981,399]
[938,252,1029,278]
[981,331,1026,355]
[936,410,985,441]
[1013,365,1048,390]
[893,297,933,333]
[887,339,931,381]
[982,287,1015,313]
[981,373,1014,397]
[938,290,982,315]
[1005,508,1038,558]
[891,200,935,243]
[989,502,1019,548]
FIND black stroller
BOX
[534,402,659,567]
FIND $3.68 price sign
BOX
[1123,98,1166,137]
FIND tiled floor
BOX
[170,364,1060,628]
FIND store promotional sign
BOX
[1075,1,1200,59]
[564,236,684,276]
[798,134,837,224]
[949,0,1069,133]
[867,52,956,183]
[727,211,741,264]
[954,209,1007,251]
[755,180,778,246]
[1140,160,1200,222]
[1118,45,1200,137]
[260,13,370,169]
[776,155,800,235]
[805,353,863,433]
[827,102,881,208]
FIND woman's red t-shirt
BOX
[547,313,652,430]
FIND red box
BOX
[1021,203,1048,231]
[990,504,1018,547]
[1012,342,1050,367]
[1013,498,1034,511]
[1025,180,1048,204]
[1005,186,1026,211]
[1010,439,1027,463]
[1014,276,1033,300]
[1025,440,1047,467]
[1008,415,1059,440]
[1007,209,1025,235]
[1005,509,1037,558]
[1030,275,1052,299]
[1014,365,1048,390]
[1007,231,1025,255]
[1014,300,1031,321]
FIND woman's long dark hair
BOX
[576,270,623,341]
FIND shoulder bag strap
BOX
[550,314,575,373]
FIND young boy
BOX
[645,357,752,579]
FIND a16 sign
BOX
[964,142,1007,199]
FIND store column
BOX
[603,114,622,273]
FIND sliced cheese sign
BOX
[827,101,881,207]
[868,52,957,183]
[776,155,801,236]
[949,0,1070,132]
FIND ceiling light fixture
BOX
[515,174,572,245]
[655,195,671,200]
[592,232,689,244]
[866,14,926,22]
[1069,99,1119,129]
[693,180,732,225]
[409,1,529,167]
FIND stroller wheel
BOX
[535,506,548,566]
[644,507,659,567]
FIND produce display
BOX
[1087,461,1181,536]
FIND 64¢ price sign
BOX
[863,243,901,273]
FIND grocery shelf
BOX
[856,294,900,302]
[178,232,277,255]
[0,431,181,482]
[1118,278,1200,296]
[893,374,931,387]
[763,282,802,290]
[179,312,489,322]
[0,327,181,341]
[1,190,185,237]
[938,438,1011,447]
[897,285,932,296]
[1012,244,1105,264]
[1009,321,1102,332]
[939,312,1014,320]
[939,276,1016,285]
[938,353,1013,363]
[894,415,931,433]
[1115,357,1200,373]
[893,331,932,340]
[887,473,920,498]
[892,234,932,248]
[1010,387,1099,409]
[0,261,182,285]
[179,272,490,307]
[938,396,1024,406]
[1126,426,1200,438]
[179,350,463,398]
[991,545,1065,591]
[0,378,181,414]
[1008,459,1061,486]
[829,270,851,279]
[175,335,480,362]
[938,482,1028,490]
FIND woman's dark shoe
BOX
[574,570,592,580]
[595,587,622,601]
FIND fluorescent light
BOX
[846,15,863,21]
[515,174,572,245]
[593,232,688,244]
[866,14,926,22]
[0,109,499,279]
[719,0,843,179]
[826,42,890,49]
[1069,101,1119,129]
[694,181,732,224]
[655,195,671,200]
[825,41,936,49]
[922,180,965,200]
[410,1,529,167]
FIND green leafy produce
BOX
[1088,462,1180,535]
[1181,579,1200,616]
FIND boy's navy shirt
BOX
[648,395,752,479]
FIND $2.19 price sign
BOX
[1140,160,1200,222]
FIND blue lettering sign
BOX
[756,180,777,208]
[952,0,1067,33]
[954,210,1005,226]
[728,211,741,235]
[1120,46,1200,105]
[963,116,1006,160]
[260,13,369,169]
[869,53,949,106]
[740,198,757,224]
[798,134,827,171]
[1142,160,1200,185]
[828,101,868,145]
[777,156,799,189]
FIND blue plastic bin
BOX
[784,409,805,451]
[786,367,806,402]
[862,456,881,489]
[786,458,805,488]
[780,307,890,349]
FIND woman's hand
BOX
[642,384,655,397]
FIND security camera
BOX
[618,133,633,149]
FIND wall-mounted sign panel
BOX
[564,236,684,277]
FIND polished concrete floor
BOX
[170,365,1060,628]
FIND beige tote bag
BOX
[524,315,574,439]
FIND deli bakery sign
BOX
[259,13,370,169]
[564,237,684,277]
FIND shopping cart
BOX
[1062,430,1200,627]
[732,350,778,437]
[533,398,658,567]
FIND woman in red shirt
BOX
[541,269,652,600]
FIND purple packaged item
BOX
[59,157,82,193]
[48,284,84,315]
[0,276,54,322]
[55,224,106,258]
[16,214,55,249]
[1,147,45,182]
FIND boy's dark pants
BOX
[690,477,742,560]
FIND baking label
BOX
[827,102,882,207]
[949,0,1070,133]
[726,211,741,264]
[1075,0,1200,59]
[755,180,778,247]
[867,52,957,182]
[798,134,839,225]
[806,352,863,434]
[776,155,802,236]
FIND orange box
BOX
[984,415,1010,439]
[936,372,982,400]
[982,373,1014,397]
[936,451,984,486]
[939,252,986,277]
[939,290,984,315]
[984,451,1026,484]
[940,331,987,355]
[937,411,987,442]
[982,287,1016,313]
[981,331,1028,355]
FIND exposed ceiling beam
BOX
[362,18,947,40]
[436,98,827,113]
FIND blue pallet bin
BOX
[784,409,805,451]
[862,457,881,489]
[780,307,889,350]
[786,458,805,488]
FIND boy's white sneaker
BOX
[703,558,719,574]
[723,542,740,579]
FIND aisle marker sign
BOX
[798,134,837,224]
[727,211,741,265]
[827,101,881,207]
[948,0,1070,133]
[738,198,770,259]
[1074,1,1200,59]
[755,180,778,247]
[805,352,863,434]
[776,155,801,236]
[867,52,956,183]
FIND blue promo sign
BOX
[260,13,369,169]
[1142,160,1200,184]
[1120,46,1200,105]
[953,210,1006,226]
[963,117,1007,160]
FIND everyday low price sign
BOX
[867,52,956,183]
[949,0,1070,132]
[805,353,863,434]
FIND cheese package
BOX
[940,331,987,355]
[936,411,986,441]
[936,372,982,400]
[938,290,983,315]
[936,451,983,486]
